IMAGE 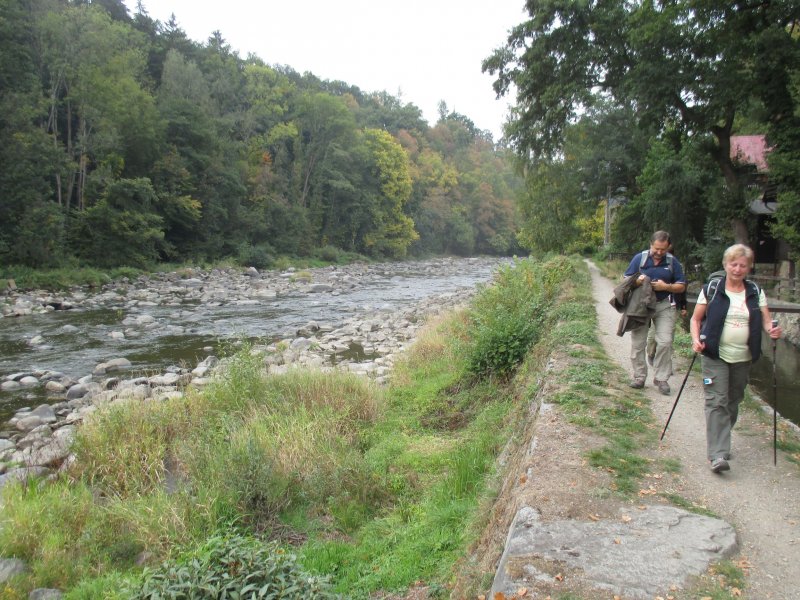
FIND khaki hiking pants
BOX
[701,355,751,461]
[630,298,676,383]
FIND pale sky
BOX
[126,0,527,140]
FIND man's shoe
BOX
[710,458,730,473]
[629,379,645,389]
[654,379,670,395]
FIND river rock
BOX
[148,372,181,387]
[0,558,26,582]
[15,415,44,432]
[44,381,66,394]
[191,365,210,377]
[0,466,51,491]
[28,405,56,423]
[19,376,39,388]
[25,427,74,468]
[12,299,34,315]
[114,384,151,401]
[17,423,52,449]
[290,338,313,352]
[1,381,21,391]
[39,370,67,382]
[29,589,64,600]
[93,358,132,375]
[66,382,97,400]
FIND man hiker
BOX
[646,241,688,368]
[624,231,687,394]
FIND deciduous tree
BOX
[484,0,800,245]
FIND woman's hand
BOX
[769,323,782,340]
[692,338,706,353]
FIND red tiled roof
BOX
[730,135,770,172]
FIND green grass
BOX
[0,265,140,291]
[659,493,719,518]
[687,560,747,599]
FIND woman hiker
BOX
[689,243,782,473]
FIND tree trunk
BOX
[77,116,89,210]
[47,77,63,207]
[711,123,751,246]
[65,100,75,214]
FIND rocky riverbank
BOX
[0,258,507,496]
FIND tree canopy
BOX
[484,0,800,261]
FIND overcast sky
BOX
[125,0,527,140]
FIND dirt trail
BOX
[587,259,800,600]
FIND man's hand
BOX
[651,279,670,292]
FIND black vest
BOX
[700,277,762,362]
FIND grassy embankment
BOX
[0,249,369,292]
[0,256,743,599]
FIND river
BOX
[0,258,506,422]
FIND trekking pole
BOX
[772,319,778,466]
[660,335,705,441]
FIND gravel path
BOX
[588,259,800,600]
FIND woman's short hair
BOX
[722,243,754,267]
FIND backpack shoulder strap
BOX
[640,250,674,274]
[745,279,761,296]
[705,276,723,305]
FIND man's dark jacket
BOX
[610,274,657,336]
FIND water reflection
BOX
[750,335,799,426]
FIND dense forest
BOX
[0,0,523,270]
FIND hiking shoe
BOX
[629,379,645,389]
[654,379,670,395]
[710,458,730,473]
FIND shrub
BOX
[131,534,339,599]
[237,242,275,270]
[313,244,342,263]
[464,257,573,378]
